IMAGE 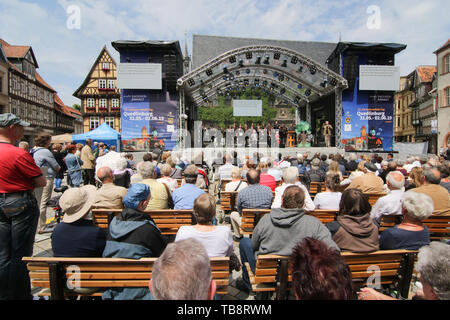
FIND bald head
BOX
[97,166,114,183]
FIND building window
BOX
[111,98,120,109]
[445,87,450,107]
[105,116,114,128]
[444,54,450,74]
[102,62,110,70]
[87,98,95,109]
[99,98,108,109]
[107,80,115,89]
[89,116,99,130]
[99,79,107,89]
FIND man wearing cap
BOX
[102,183,167,300]
[172,164,205,210]
[348,162,384,194]
[51,185,106,257]
[0,113,47,300]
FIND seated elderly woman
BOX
[157,163,179,192]
[326,188,379,253]
[313,174,342,210]
[112,157,133,188]
[175,193,233,258]
[225,167,248,192]
[359,241,450,300]
[379,190,433,250]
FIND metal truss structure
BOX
[177,45,348,148]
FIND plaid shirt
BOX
[237,184,273,214]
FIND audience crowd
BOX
[1,114,449,301]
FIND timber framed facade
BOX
[73,46,121,133]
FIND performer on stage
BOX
[322,121,333,148]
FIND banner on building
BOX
[121,89,178,151]
[341,92,394,151]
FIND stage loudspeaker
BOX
[164,54,178,93]
[343,55,358,89]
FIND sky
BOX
[0,0,449,107]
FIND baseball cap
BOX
[123,183,151,209]
[364,162,378,172]
[0,113,30,127]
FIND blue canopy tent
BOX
[72,123,121,151]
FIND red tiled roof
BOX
[35,71,55,92]
[434,38,450,54]
[54,93,77,118]
[417,66,436,83]
[0,38,30,58]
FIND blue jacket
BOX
[102,207,167,300]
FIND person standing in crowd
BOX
[81,138,96,185]
[64,144,84,187]
[52,143,67,188]
[51,185,106,257]
[322,120,333,147]
[31,132,61,234]
[0,113,46,300]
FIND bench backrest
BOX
[364,193,387,206]
[23,256,230,299]
[241,209,271,235]
[91,208,195,235]
[220,191,238,212]
[306,209,338,224]
[249,249,416,300]
[379,214,450,240]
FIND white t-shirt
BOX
[174,225,233,257]
[313,192,342,210]
[225,180,248,192]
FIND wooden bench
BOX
[23,256,230,299]
[364,193,387,206]
[246,249,417,300]
[306,209,338,224]
[220,191,238,212]
[379,214,450,241]
[91,208,195,235]
[240,209,271,235]
[308,182,323,199]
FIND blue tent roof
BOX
[72,123,121,141]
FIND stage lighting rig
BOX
[297,84,302,89]
[309,65,317,75]
[255,55,261,64]
[206,69,213,76]
[280,88,286,94]
[246,69,251,74]
[298,64,303,73]
[264,55,270,64]
[329,77,337,86]
[281,59,287,67]
[273,52,280,60]
[229,56,236,63]
[246,52,253,59]
[294,96,300,104]
[305,89,311,96]
[291,56,298,64]
[278,74,284,82]
[239,59,244,67]
[223,66,229,74]
[187,78,195,87]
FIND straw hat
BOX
[59,185,98,223]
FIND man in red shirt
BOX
[0,113,46,300]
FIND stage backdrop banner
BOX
[341,88,394,151]
[120,89,178,151]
